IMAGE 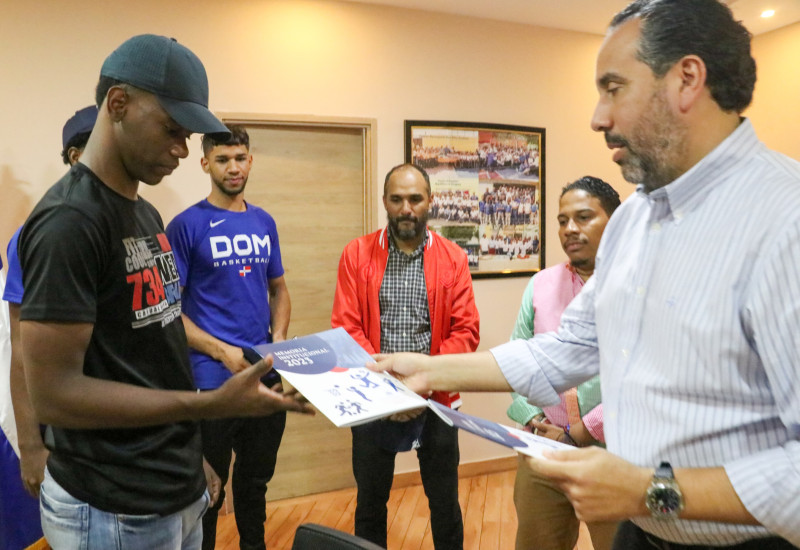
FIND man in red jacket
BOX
[332,163,479,549]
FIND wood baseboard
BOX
[392,455,518,489]
[222,455,518,514]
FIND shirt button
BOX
[651,222,661,232]
[622,348,629,358]
[636,286,645,295]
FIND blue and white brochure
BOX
[427,400,572,458]
[250,327,428,427]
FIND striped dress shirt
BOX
[492,119,800,546]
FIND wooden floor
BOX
[213,468,594,550]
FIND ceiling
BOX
[342,0,800,36]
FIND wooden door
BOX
[221,115,376,502]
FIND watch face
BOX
[646,482,683,518]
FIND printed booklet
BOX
[427,400,572,458]
[249,327,428,427]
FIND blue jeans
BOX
[40,468,209,550]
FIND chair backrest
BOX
[291,523,385,550]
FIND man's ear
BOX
[200,156,210,173]
[67,147,83,165]
[105,86,129,123]
[673,55,707,113]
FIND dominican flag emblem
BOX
[239,266,252,277]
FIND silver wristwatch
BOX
[645,461,684,519]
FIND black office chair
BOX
[291,523,385,550]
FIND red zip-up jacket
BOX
[331,227,480,408]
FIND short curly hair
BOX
[561,176,621,216]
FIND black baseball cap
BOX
[100,34,229,136]
[61,105,98,150]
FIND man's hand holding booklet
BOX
[249,328,427,427]
[250,328,570,459]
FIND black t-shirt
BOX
[19,163,205,515]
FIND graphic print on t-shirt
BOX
[124,233,182,329]
[208,232,272,269]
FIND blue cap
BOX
[100,34,229,136]
[62,105,98,150]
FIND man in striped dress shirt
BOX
[372,1,800,548]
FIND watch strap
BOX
[655,461,674,479]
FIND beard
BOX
[212,175,248,197]
[569,255,596,275]
[606,87,687,193]
[388,212,428,242]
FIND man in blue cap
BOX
[17,35,311,549]
[1,105,98,550]
[60,105,98,166]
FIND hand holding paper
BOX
[250,328,427,427]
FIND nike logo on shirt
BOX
[209,219,226,228]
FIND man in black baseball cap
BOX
[18,35,310,550]
[99,34,229,136]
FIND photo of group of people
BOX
[406,121,545,276]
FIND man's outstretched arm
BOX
[22,320,313,430]
[371,350,512,395]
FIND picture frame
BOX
[405,120,545,278]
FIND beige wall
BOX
[1,1,798,473]
[749,21,800,160]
